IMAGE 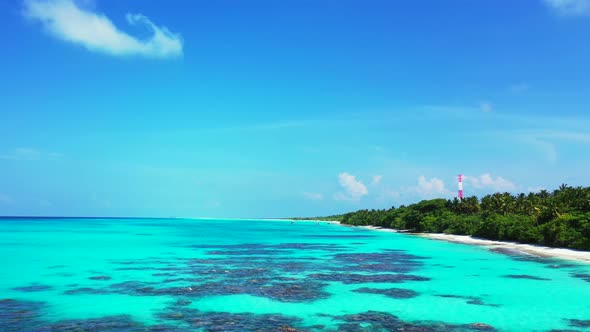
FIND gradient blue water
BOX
[1,218,589,331]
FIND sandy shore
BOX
[349,224,590,264]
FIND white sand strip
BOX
[348,224,590,263]
[416,233,590,263]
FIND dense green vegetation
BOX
[308,185,590,251]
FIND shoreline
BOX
[345,224,590,264]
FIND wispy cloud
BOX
[464,174,517,192]
[0,147,61,161]
[521,135,558,163]
[24,0,183,58]
[513,129,590,163]
[334,172,368,202]
[544,0,590,16]
[371,175,383,185]
[413,176,452,197]
[303,192,324,201]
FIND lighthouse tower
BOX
[458,174,464,200]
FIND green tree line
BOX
[307,184,590,251]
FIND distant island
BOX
[297,184,590,251]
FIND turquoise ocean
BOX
[1,217,589,331]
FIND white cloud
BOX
[479,101,493,113]
[515,129,590,163]
[0,147,61,161]
[0,193,14,205]
[303,192,324,201]
[544,0,590,16]
[523,136,558,163]
[414,176,451,197]
[24,0,183,58]
[464,173,517,192]
[334,172,368,201]
[371,175,383,185]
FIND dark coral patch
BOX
[503,274,551,281]
[158,308,307,332]
[335,311,496,331]
[66,278,330,303]
[207,249,289,256]
[89,275,112,281]
[39,315,187,332]
[11,284,53,292]
[309,273,430,284]
[36,315,142,331]
[546,263,579,269]
[334,251,428,263]
[177,280,329,303]
[305,234,375,239]
[436,294,500,307]
[0,298,43,331]
[326,251,427,274]
[568,319,590,327]
[571,273,590,283]
[353,287,418,299]
[64,287,111,295]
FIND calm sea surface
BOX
[1,218,589,331]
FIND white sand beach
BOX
[349,224,590,263]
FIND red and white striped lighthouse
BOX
[458,174,464,199]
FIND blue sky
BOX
[1,0,589,218]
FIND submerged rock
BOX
[571,273,590,283]
[305,234,375,239]
[336,310,497,331]
[0,299,43,332]
[353,287,419,299]
[436,294,500,307]
[66,277,329,303]
[89,275,112,280]
[503,274,551,281]
[11,284,53,292]
[309,273,430,284]
[158,308,308,332]
[468,323,496,330]
[568,318,590,327]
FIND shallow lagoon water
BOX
[1,217,590,331]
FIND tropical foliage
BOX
[310,184,590,251]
